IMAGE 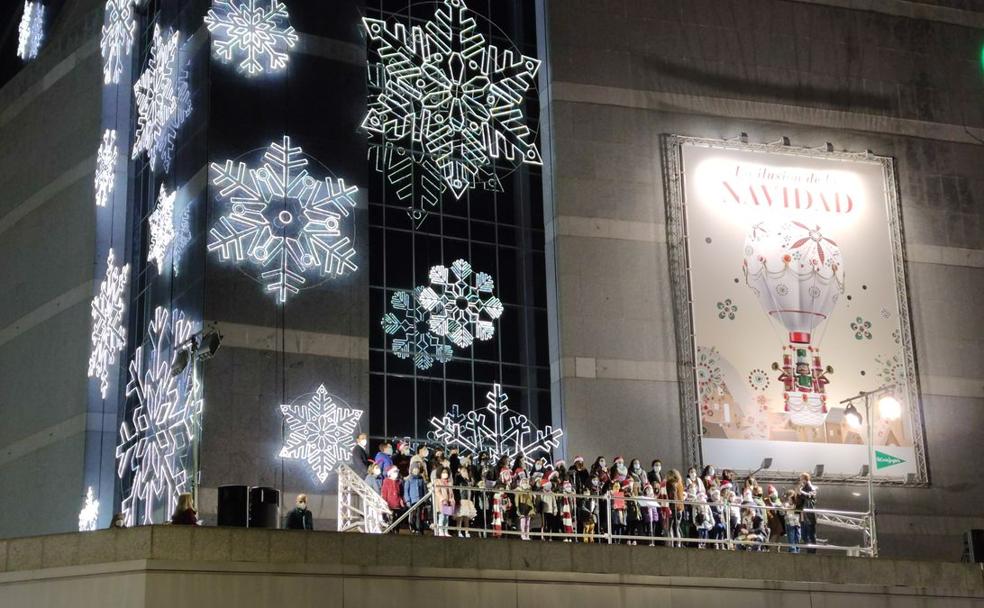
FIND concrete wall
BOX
[0,0,105,539]
[1,528,982,608]
[541,0,984,561]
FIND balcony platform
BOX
[1,527,982,607]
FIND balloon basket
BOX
[786,392,828,427]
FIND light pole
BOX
[841,383,901,558]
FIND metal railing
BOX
[337,464,391,533]
[368,483,874,556]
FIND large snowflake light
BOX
[78,487,99,532]
[94,129,118,208]
[88,249,130,399]
[100,0,135,84]
[428,383,562,461]
[381,287,453,370]
[279,384,363,483]
[204,0,299,77]
[17,1,45,61]
[116,307,202,526]
[363,0,542,208]
[132,24,191,173]
[148,185,176,274]
[419,259,503,349]
[208,136,359,303]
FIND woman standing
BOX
[665,469,686,547]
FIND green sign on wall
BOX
[875,450,905,470]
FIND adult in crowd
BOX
[171,492,198,525]
[797,472,819,553]
[351,432,371,476]
[285,493,314,530]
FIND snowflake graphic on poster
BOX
[100,0,135,84]
[875,353,906,386]
[208,136,359,303]
[132,24,191,173]
[428,383,563,461]
[148,185,176,274]
[17,1,45,61]
[88,249,130,399]
[78,487,99,532]
[279,384,363,483]
[418,259,503,349]
[363,0,542,214]
[381,287,454,370]
[94,129,118,208]
[204,0,299,77]
[695,345,723,399]
[747,368,770,392]
[116,307,202,526]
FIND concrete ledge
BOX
[0,527,981,596]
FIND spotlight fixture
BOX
[813,464,824,479]
[196,330,222,360]
[170,348,191,378]
[859,464,870,477]
[844,403,863,429]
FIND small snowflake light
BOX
[88,249,131,399]
[363,0,542,202]
[419,259,503,349]
[428,383,562,462]
[132,24,191,173]
[148,185,176,274]
[78,487,100,532]
[117,307,202,526]
[17,1,45,61]
[205,0,299,77]
[208,136,359,303]
[100,0,135,84]
[94,129,118,208]
[381,288,453,370]
[279,384,363,483]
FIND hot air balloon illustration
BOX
[743,221,844,427]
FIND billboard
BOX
[663,136,926,483]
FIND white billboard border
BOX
[661,134,928,487]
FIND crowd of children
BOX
[357,440,821,552]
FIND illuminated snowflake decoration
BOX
[94,129,118,208]
[100,0,135,84]
[171,201,192,277]
[78,487,99,532]
[17,1,45,61]
[208,136,359,303]
[419,259,503,349]
[148,185,176,274]
[363,0,542,214]
[204,0,299,76]
[381,287,453,370]
[132,24,191,173]
[279,384,363,483]
[116,307,202,526]
[428,383,562,461]
[88,249,131,399]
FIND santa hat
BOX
[554,459,566,468]
[396,441,407,451]
[386,465,399,475]
[614,456,624,463]
[562,481,573,491]
[513,466,526,476]
[573,456,584,464]
[767,485,778,497]
[541,479,553,490]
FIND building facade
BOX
[0,0,982,561]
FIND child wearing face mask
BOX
[454,466,476,538]
[638,484,660,546]
[434,468,455,537]
[381,466,405,531]
[515,477,535,540]
[610,480,627,541]
[578,477,599,543]
[403,464,428,535]
[364,462,383,495]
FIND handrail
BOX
[336,464,391,533]
[376,483,874,556]
[382,488,434,534]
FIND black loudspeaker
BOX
[217,485,249,527]
[964,529,984,563]
[249,486,281,529]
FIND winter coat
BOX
[403,475,428,506]
[374,452,394,474]
[351,444,371,476]
[285,507,313,530]
[434,479,455,509]
[408,455,428,477]
[538,489,558,514]
[516,490,535,516]
[364,473,383,495]
[171,509,198,526]
[381,477,404,510]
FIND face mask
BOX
[654,465,662,473]
[298,502,307,509]
[708,468,715,476]
[441,474,449,480]
[633,463,641,471]
[689,472,697,480]
[388,470,398,479]
[599,461,606,469]
[358,439,367,448]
